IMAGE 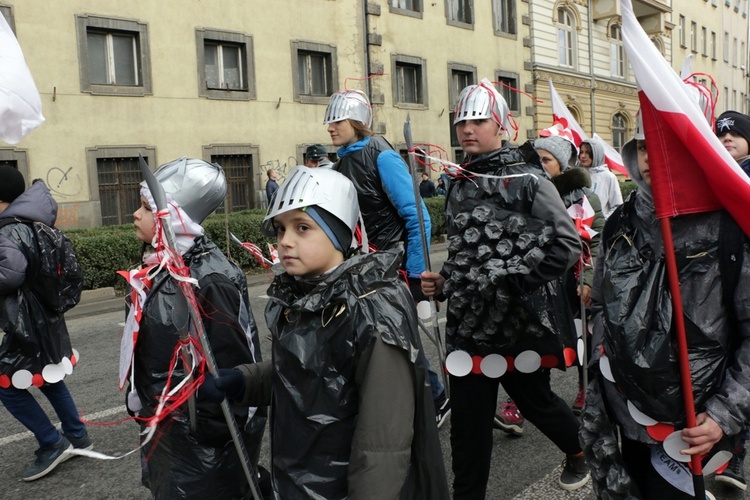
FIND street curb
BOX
[67,240,449,320]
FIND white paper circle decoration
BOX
[703,450,733,475]
[480,354,507,379]
[42,363,66,384]
[61,357,74,375]
[599,354,615,383]
[574,318,583,338]
[12,370,33,389]
[663,431,691,463]
[577,338,585,366]
[627,400,658,427]
[72,348,80,363]
[416,301,431,321]
[445,350,473,377]
[515,350,541,374]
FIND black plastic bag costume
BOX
[264,247,449,499]
[443,143,577,364]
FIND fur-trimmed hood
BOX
[551,167,591,198]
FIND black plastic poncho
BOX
[264,247,449,500]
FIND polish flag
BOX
[0,14,44,144]
[548,80,628,176]
[621,0,750,236]
[567,196,598,243]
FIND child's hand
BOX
[420,271,445,297]
[198,369,245,404]
[680,412,724,456]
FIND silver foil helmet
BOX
[142,157,227,223]
[261,165,359,243]
[323,90,373,128]
[453,78,511,130]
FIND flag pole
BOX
[659,217,705,499]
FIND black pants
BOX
[450,369,581,499]
[621,437,700,500]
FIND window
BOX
[76,15,152,96]
[556,7,576,68]
[496,71,520,112]
[196,29,255,101]
[448,63,476,107]
[493,0,516,36]
[0,148,28,180]
[203,145,262,211]
[447,0,473,28]
[0,5,14,32]
[734,37,739,66]
[724,32,730,62]
[690,21,697,52]
[724,86,729,111]
[611,113,628,155]
[733,90,738,110]
[701,27,707,56]
[86,147,156,226]
[392,54,428,108]
[743,41,747,69]
[651,36,664,54]
[609,24,626,78]
[291,41,337,104]
[711,31,717,59]
[678,15,686,47]
[390,0,422,17]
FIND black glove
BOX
[198,368,246,404]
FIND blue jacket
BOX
[337,136,431,277]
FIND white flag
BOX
[0,14,45,145]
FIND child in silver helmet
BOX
[201,165,449,499]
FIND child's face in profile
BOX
[273,209,344,278]
[133,195,156,243]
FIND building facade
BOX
[0,1,747,229]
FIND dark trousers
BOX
[450,369,581,499]
[0,381,86,448]
[621,437,700,499]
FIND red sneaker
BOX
[494,399,524,436]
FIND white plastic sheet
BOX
[0,14,44,144]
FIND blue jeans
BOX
[0,381,86,448]
[425,356,445,401]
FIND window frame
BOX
[611,113,629,155]
[196,28,255,101]
[448,63,477,109]
[701,26,708,56]
[75,15,152,96]
[724,31,730,62]
[556,7,576,68]
[202,144,261,211]
[690,21,698,53]
[445,0,474,30]
[495,70,521,113]
[291,40,338,105]
[389,0,423,18]
[711,31,717,59]
[0,148,29,179]
[678,15,686,48]
[86,146,156,226]
[609,23,626,79]
[391,54,429,109]
[493,0,517,38]
[0,4,15,32]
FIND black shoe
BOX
[558,453,590,491]
[63,431,93,451]
[22,436,73,481]
[716,450,747,491]
[435,395,451,429]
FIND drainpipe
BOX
[588,0,596,133]
[362,0,371,99]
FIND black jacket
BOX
[0,182,73,381]
[130,236,265,499]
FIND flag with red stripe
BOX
[621,0,750,236]
[548,80,628,176]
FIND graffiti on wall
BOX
[45,166,82,198]
[259,156,298,181]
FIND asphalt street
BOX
[0,245,745,499]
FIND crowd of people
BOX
[2,71,750,500]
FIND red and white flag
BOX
[567,196,598,243]
[0,14,44,144]
[548,80,628,176]
[621,0,750,236]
